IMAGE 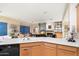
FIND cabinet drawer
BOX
[44,43,56,48]
[20,42,43,47]
[57,45,77,52]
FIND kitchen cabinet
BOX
[20,42,43,56]
[44,46,56,56]
[20,47,31,56]
[55,32,62,38]
[20,42,56,56]
[57,49,77,56]
[20,42,78,56]
[31,45,42,56]
[57,45,77,56]
[77,48,79,56]
[54,21,62,32]
[43,43,57,56]
[20,43,32,56]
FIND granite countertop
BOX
[0,37,79,47]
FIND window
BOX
[0,22,7,36]
[20,25,30,34]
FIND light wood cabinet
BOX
[31,45,42,56]
[20,47,32,56]
[43,43,57,56]
[57,49,77,56]
[57,45,77,56]
[20,42,43,56]
[55,32,62,38]
[77,48,79,56]
[20,42,78,56]
[43,46,56,56]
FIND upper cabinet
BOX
[0,22,7,36]
[20,25,30,34]
[54,21,62,32]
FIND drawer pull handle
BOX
[22,48,30,50]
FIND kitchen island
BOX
[0,37,79,56]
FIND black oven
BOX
[0,44,19,56]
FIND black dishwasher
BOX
[0,44,20,56]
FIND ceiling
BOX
[0,3,67,23]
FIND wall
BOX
[0,16,30,36]
[0,16,20,35]
[69,3,77,33]
[63,3,78,38]
[62,4,70,37]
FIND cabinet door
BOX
[57,45,77,56]
[77,48,79,56]
[57,49,77,56]
[43,46,56,56]
[20,47,31,56]
[31,45,42,56]
[55,32,62,38]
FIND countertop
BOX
[0,37,79,47]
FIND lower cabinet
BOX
[43,46,56,56]
[20,42,56,56]
[31,45,42,56]
[43,43,57,56]
[20,47,32,56]
[57,45,77,56]
[20,42,79,56]
[77,48,79,56]
[57,49,77,56]
[20,43,43,56]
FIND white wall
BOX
[63,5,70,37]
[0,16,20,35]
[69,3,77,33]
[0,16,30,35]
[63,3,78,37]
